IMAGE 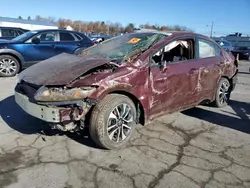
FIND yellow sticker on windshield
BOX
[128,38,141,44]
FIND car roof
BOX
[30,29,83,34]
[133,29,196,37]
[0,26,28,30]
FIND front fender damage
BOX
[22,55,140,132]
[42,98,97,132]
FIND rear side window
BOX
[16,30,24,35]
[1,28,17,37]
[59,32,76,41]
[78,33,92,43]
[75,34,82,40]
[16,29,26,35]
[198,38,216,58]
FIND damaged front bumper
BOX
[15,92,92,129]
[15,92,61,123]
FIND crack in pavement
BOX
[1,117,250,188]
[1,65,250,188]
[145,120,216,188]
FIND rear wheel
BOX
[74,48,85,55]
[213,78,231,108]
[0,55,20,77]
[89,94,136,150]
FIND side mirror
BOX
[32,37,40,44]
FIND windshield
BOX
[82,32,166,60]
[11,31,38,41]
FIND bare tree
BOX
[33,16,191,35]
[124,23,135,33]
[35,15,42,21]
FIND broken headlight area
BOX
[34,86,97,102]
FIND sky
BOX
[0,0,249,36]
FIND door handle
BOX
[189,68,197,74]
[51,44,56,48]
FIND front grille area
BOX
[15,81,40,102]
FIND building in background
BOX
[0,16,58,30]
[213,33,250,48]
[65,25,74,31]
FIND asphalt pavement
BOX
[0,60,250,188]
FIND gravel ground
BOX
[0,60,249,188]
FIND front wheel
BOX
[213,78,231,108]
[0,55,20,77]
[89,94,136,150]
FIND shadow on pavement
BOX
[2,94,249,147]
[239,71,250,75]
[0,95,101,149]
[183,100,250,134]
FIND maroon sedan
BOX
[15,30,238,149]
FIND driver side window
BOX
[34,32,56,42]
[151,39,195,66]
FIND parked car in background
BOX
[0,27,29,40]
[91,37,105,43]
[89,34,115,43]
[0,29,94,77]
[231,46,250,60]
[15,30,238,149]
[215,39,234,52]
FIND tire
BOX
[213,78,231,108]
[89,94,136,150]
[0,55,20,77]
[74,48,85,55]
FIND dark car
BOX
[231,46,250,60]
[0,29,94,77]
[15,30,238,149]
[215,39,234,52]
[0,27,29,40]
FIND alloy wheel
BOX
[219,81,230,105]
[0,58,17,76]
[107,103,134,143]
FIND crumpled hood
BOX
[19,53,111,86]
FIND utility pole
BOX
[206,22,214,37]
[210,22,214,37]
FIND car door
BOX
[196,37,222,101]
[21,31,58,65]
[149,37,202,119]
[55,31,80,55]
